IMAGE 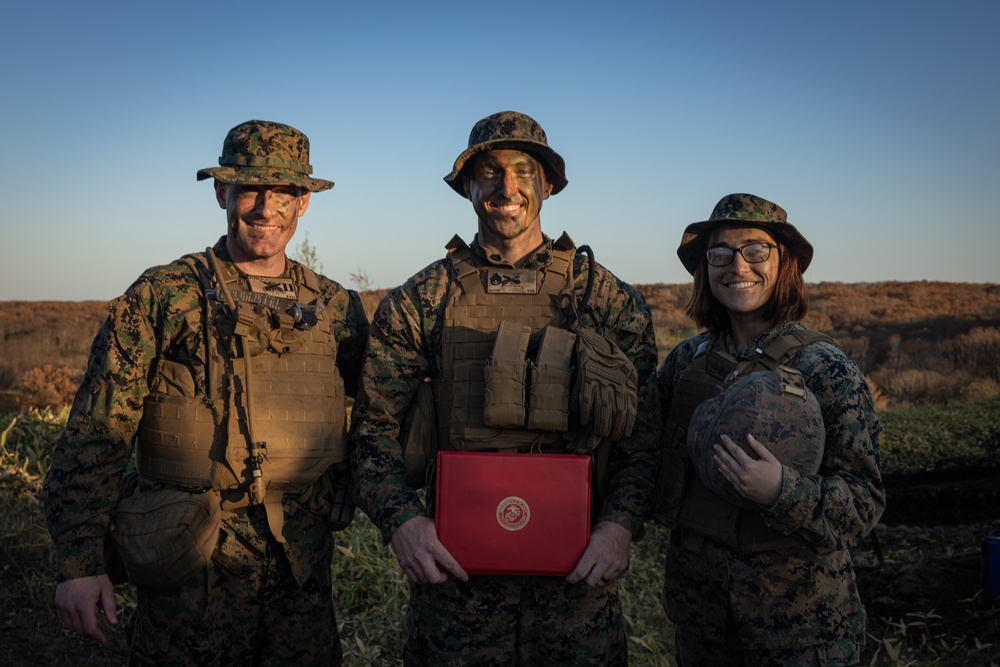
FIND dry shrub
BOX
[964,378,1000,402]
[20,365,79,410]
[871,368,972,406]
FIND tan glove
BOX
[572,328,638,442]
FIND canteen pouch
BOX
[483,321,531,428]
[111,482,222,591]
[526,326,577,432]
[572,328,639,442]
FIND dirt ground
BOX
[853,466,1000,665]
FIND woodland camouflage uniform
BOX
[350,111,661,666]
[351,238,660,665]
[44,121,369,666]
[657,193,884,666]
[658,323,883,665]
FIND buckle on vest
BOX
[234,305,256,337]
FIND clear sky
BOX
[1,0,997,301]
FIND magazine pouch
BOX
[483,321,531,428]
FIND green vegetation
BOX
[879,398,1000,475]
[2,400,998,665]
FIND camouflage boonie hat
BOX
[197,120,334,192]
[677,193,813,275]
[444,111,568,198]
[687,367,825,510]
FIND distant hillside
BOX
[2,281,998,408]
[0,301,108,375]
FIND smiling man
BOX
[350,111,662,665]
[43,120,369,665]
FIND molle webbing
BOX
[435,236,575,452]
[136,251,345,501]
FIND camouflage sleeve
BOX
[348,262,449,543]
[580,262,662,536]
[42,267,193,581]
[761,341,885,550]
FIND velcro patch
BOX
[486,269,537,294]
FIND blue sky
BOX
[1,0,997,301]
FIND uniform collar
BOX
[469,233,555,269]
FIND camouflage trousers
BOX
[662,529,863,667]
[126,502,342,666]
[403,574,625,666]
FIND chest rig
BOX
[136,249,347,529]
[654,328,834,551]
[433,234,577,453]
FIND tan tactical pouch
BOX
[526,325,576,431]
[111,479,222,591]
[483,321,531,428]
[572,328,639,441]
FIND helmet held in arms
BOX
[686,367,825,509]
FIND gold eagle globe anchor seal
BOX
[496,496,531,531]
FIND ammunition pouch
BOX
[110,474,222,591]
[572,328,638,442]
[527,326,576,432]
[482,323,578,433]
[483,321,531,429]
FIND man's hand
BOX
[566,520,632,587]
[54,574,118,645]
[390,516,469,585]
[714,433,784,507]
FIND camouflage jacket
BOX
[42,237,370,582]
[657,320,885,551]
[350,234,662,544]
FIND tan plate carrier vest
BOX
[433,234,576,453]
[135,250,347,540]
[653,328,834,551]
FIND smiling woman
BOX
[652,193,885,665]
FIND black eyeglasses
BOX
[705,242,778,267]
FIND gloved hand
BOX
[572,328,638,442]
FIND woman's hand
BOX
[714,433,784,507]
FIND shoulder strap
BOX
[755,328,837,371]
[445,235,482,296]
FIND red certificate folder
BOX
[435,451,592,576]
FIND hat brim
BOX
[197,166,334,193]
[443,139,567,198]
[676,218,813,275]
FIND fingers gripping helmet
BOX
[686,367,825,509]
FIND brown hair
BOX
[684,241,808,331]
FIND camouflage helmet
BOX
[676,193,813,275]
[444,111,568,198]
[686,367,825,509]
[196,120,334,192]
